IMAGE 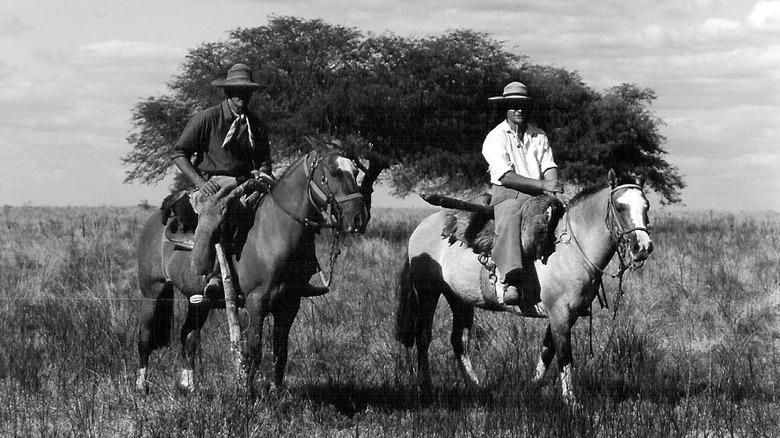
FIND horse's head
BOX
[307,151,369,234]
[607,169,653,266]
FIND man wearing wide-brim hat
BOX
[169,62,329,304]
[172,63,271,196]
[170,63,279,302]
[481,81,564,317]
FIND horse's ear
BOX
[328,138,344,154]
[304,136,318,150]
[608,169,617,188]
[635,172,646,188]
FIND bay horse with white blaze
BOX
[135,148,368,392]
[396,170,653,403]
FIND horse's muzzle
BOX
[343,207,369,234]
[630,230,653,261]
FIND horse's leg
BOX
[242,290,269,391]
[550,318,578,404]
[136,280,174,392]
[177,300,211,393]
[413,284,441,393]
[447,299,480,388]
[271,286,302,387]
[532,324,556,385]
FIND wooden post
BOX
[215,243,243,375]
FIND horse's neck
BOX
[268,159,317,226]
[248,161,314,249]
[565,188,615,270]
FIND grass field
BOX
[1,204,779,437]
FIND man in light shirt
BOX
[482,81,563,317]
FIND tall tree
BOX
[124,16,684,204]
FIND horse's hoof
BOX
[176,370,196,395]
[135,369,150,394]
[562,394,583,410]
[135,381,149,394]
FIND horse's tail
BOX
[395,257,419,348]
[137,211,176,351]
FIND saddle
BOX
[441,193,564,261]
[160,191,198,249]
[161,179,266,262]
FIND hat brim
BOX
[211,79,261,89]
[488,95,531,103]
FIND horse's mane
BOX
[277,154,309,180]
[568,182,608,206]
[568,175,639,206]
[277,146,345,181]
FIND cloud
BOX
[0,14,31,36]
[748,0,780,28]
[78,40,186,61]
[699,18,741,36]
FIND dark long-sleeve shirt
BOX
[172,100,272,178]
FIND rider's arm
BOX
[499,171,562,196]
[172,156,208,189]
[171,111,219,195]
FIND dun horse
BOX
[135,149,368,392]
[396,170,653,402]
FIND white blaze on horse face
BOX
[616,188,652,248]
[336,156,360,185]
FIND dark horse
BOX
[135,149,368,392]
[396,170,653,403]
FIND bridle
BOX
[604,184,651,273]
[272,151,363,230]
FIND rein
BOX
[558,184,650,317]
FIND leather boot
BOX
[204,276,223,301]
[502,284,547,318]
[298,283,330,297]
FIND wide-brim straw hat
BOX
[211,63,261,89]
[488,81,531,105]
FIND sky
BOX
[0,0,778,212]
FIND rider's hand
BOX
[198,180,220,197]
[542,179,564,194]
[253,170,276,191]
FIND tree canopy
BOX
[124,15,684,204]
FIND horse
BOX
[135,148,368,393]
[395,170,653,403]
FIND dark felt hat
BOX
[211,63,261,89]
